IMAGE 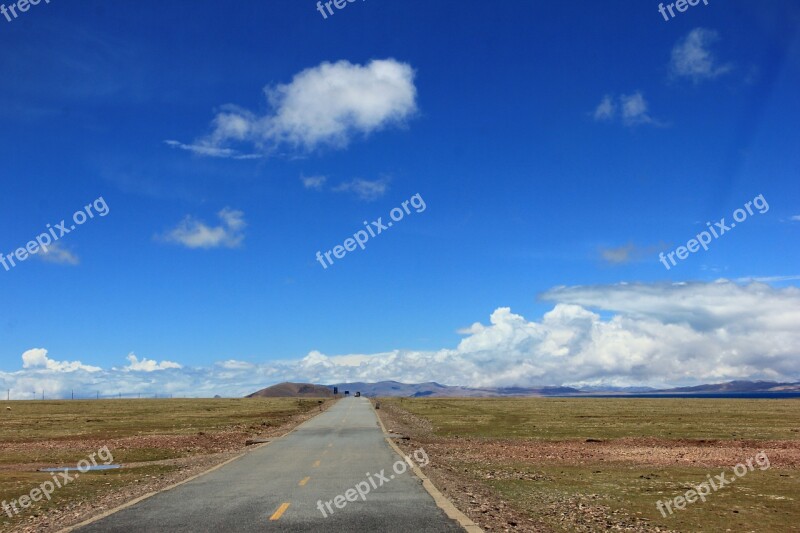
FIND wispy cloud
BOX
[600,244,637,264]
[670,28,733,83]
[36,242,80,266]
[166,59,418,159]
[333,177,390,201]
[620,92,657,126]
[300,175,327,191]
[790,215,800,221]
[592,95,616,121]
[736,275,800,283]
[591,92,661,126]
[163,140,262,160]
[159,208,246,249]
[599,243,670,265]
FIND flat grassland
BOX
[379,398,800,533]
[0,398,327,532]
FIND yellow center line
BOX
[313,459,321,467]
[270,503,290,521]
[298,476,311,486]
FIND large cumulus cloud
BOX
[1,281,798,398]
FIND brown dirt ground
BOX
[376,401,800,533]
[4,401,334,533]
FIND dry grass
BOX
[0,398,328,532]
[386,397,800,440]
[381,397,800,532]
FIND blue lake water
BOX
[556,393,800,399]
[39,464,121,472]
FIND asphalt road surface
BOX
[76,396,464,532]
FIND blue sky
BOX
[1,0,799,397]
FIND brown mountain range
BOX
[247,382,334,398]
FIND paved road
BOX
[76,396,464,532]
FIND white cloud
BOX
[300,175,327,191]
[592,95,615,121]
[122,353,182,372]
[600,243,636,264]
[163,140,262,160]
[36,242,80,266]
[599,243,665,265]
[670,28,733,83]
[21,348,101,373]
[219,360,256,370]
[333,177,390,201]
[620,92,655,126]
[736,275,800,283]
[790,215,800,221]
[159,208,245,249]
[591,92,660,126]
[166,59,417,158]
[2,281,798,398]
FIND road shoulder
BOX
[50,399,337,533]
[373,400,483,533]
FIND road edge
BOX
[57,399,339,533]
[372,400,484,533]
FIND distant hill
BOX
[330,380,581,398]
[246,379,800,399]
[330,381,454,397]
[247,382,333,398]
[577,386,658,393]
[658,380,800,394]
